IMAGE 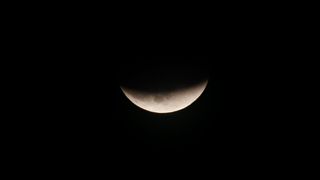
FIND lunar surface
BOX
[121,80,208,113]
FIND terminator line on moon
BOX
[120,80,208,113]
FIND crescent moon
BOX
[120,80,208,113]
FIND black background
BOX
[4,2,305,176]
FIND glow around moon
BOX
[121,80,208,113]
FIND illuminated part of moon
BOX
[120,80,208,113]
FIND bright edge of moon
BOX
[120,80,208,113]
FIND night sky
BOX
[31,54,283,166]
[7,5,298,174]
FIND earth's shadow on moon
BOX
[118,56,209,94]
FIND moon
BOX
[121,80,208,113]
